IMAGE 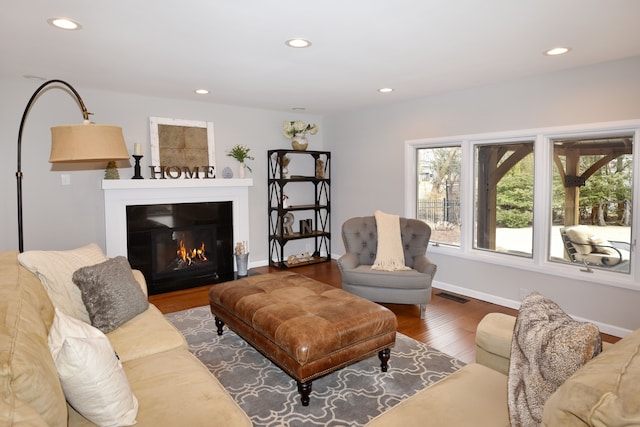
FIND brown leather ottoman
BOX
[208,271,397,406]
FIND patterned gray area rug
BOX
[166,306,464,427]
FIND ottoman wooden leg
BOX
[214,317,225,336]
[378,348,391,372]
[297,380,312,406]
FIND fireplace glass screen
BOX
[151,224,217,280]
[126,201,233,295]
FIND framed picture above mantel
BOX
[149,117,215,178]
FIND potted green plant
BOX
[226,144,254,177]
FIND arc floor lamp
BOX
[16,79,130,252]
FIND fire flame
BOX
[177,241,208,265]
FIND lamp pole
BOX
[15,80,95,252]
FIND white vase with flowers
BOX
[283,120,318,151]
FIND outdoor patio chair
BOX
[560,226,630,267]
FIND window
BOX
[406,120,638,287]
[550,135,633,273]
[416,146,461,246]
[474,141,535,256]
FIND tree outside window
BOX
[474,141,535,256]
[416,146,461,246]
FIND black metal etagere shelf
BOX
[268,149,331,268]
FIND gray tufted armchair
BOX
[337,216,437,318]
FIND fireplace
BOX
[102,178,252,294]
[127,202,233,295]
[152,225,215,280]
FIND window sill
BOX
[429,243,638,291]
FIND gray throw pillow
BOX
[508,292,601,427]
[73,256,149,333]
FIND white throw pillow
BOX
[18,243,108,323]
[48,308,138,427]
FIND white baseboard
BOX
[432,280,520,310]
[433,280,631,338]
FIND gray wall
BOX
[325,56,640,335]
[2,56,639,334]
[0,78,323,259]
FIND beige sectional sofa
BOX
[0,250,251,426]
[5,242,638,427]
[366,312,640,426]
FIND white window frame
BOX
[405,119,639,291]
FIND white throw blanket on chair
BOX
[372,210,411,271]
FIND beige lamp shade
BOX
[49,122,129,163]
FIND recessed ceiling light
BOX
[378,88,394,93]
[286,38,312,48]
[291,107,306,111]
[544,47,571,56]
[194,89,209,95]
[47,17,82,30]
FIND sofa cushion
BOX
[68,348,253,427]
[340,264,429,288]
[131,269,148,296]
[508,292,601,427]
[365,363,510,427]
[475,312,515,376]
[18,243,108,323]
[0,251,67,427]
[73,256,149,333]
[106,304,188,362]
[48,308,138,427]
[542,327,640,426]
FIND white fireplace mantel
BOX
[102,178,253,258]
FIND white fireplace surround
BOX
[102,179,253,259]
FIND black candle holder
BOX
[132,155,144,179]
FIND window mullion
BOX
[534,134,552,265]
[460,140,474,253]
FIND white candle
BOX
[133,143,142,156]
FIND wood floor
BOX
[150,260,618,364]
